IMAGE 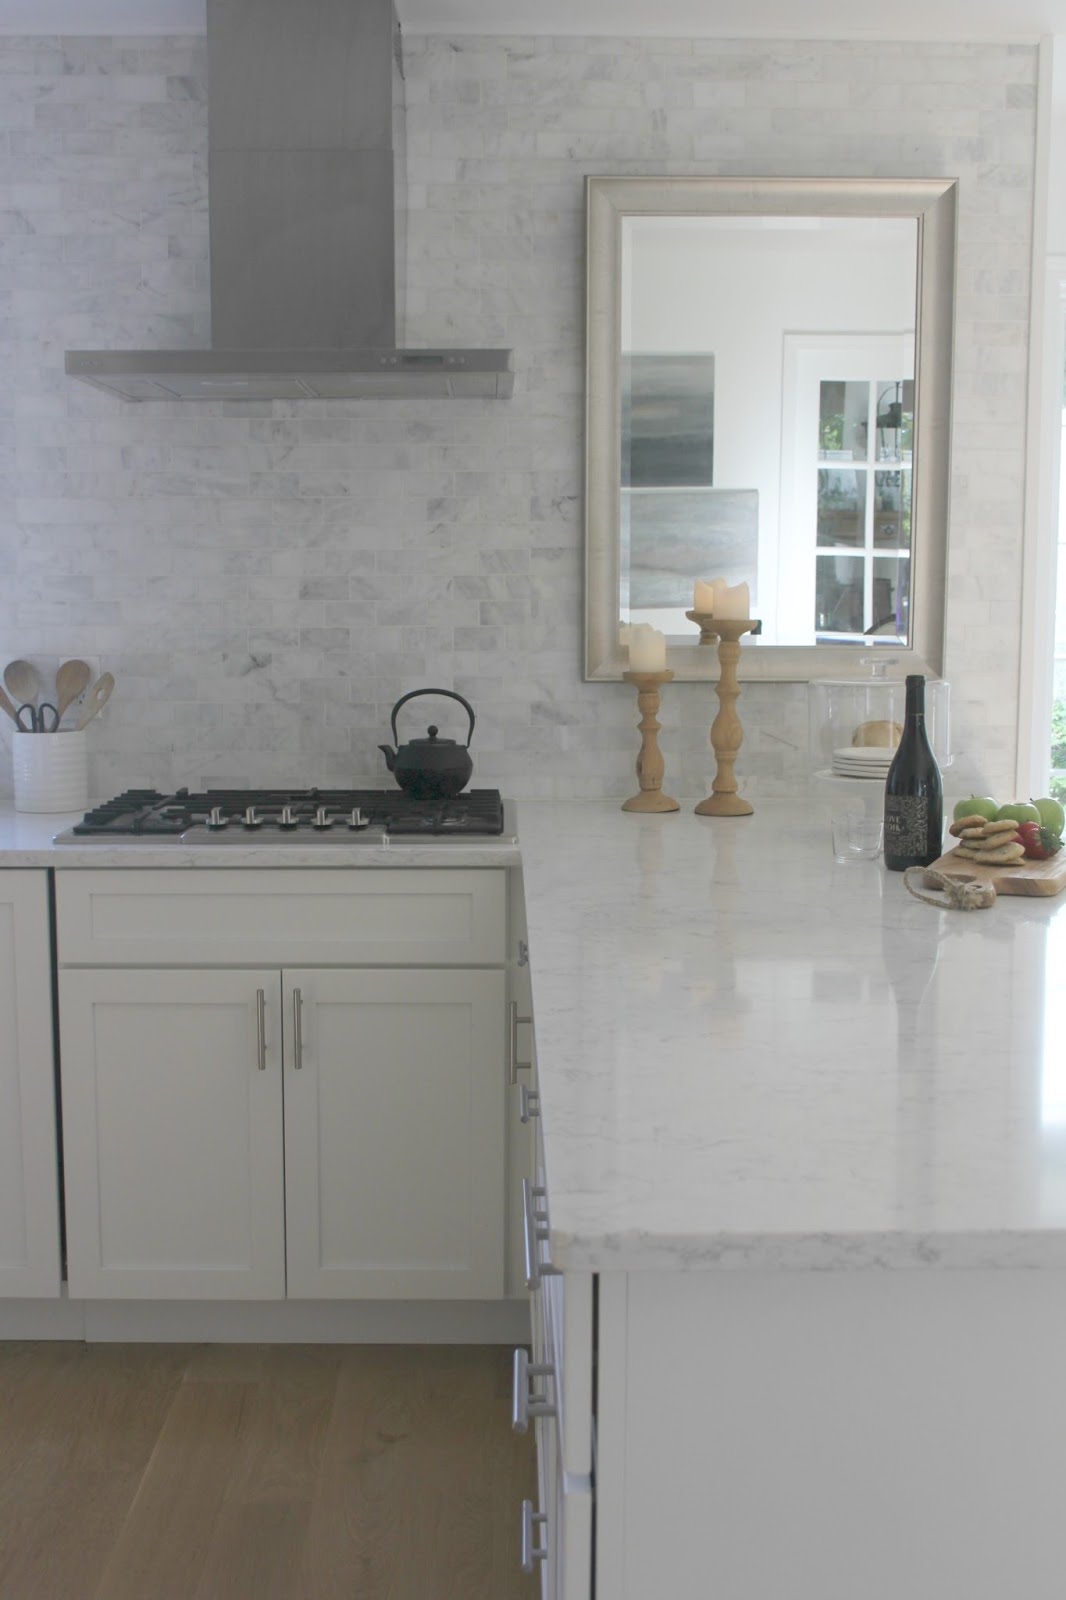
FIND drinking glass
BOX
[831,810,884,864]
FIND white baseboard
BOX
[0,1296,86,1340]
[0,1294,532,1344]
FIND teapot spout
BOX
[378,744,397,772]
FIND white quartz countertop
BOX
[0,807,520,868]
[6,795,1066,1273]
[516,799,1066,1272]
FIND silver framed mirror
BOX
[585,176,957,681]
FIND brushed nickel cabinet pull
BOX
[521,1178,558,1291]
[520,1500,548,1574]
[509,999,532,1085]
[518,1084,540,1124]
[511,1346,556,1433]
[293,987,303,1070]
[255,988,266,1071]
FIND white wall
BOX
[0,33,1040,800]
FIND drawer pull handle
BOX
[509,999,532,1085]
[293,987,304,1070]
[255,988,267,1071]
[511,1346,556,1433]
[520,1499,548,1574]
[518,1084,540,1124]
[521,1178,559,1291]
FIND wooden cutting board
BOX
[924,844,1066,897]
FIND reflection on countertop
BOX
[515,798,1066,1272]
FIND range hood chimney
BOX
[65,0,513,401]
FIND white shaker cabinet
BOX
[0,871,61,1298]
[54,868,511,1304]
[283,968,505,1299]
[58,969,286,1300]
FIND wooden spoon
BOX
[4,659,42,711]
[0,683,21,727]
[55,659,92,721]
[73,673,115,731]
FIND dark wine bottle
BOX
[883,675,943,871]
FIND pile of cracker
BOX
[947,814,1025,866]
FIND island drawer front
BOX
[55,868,507,967]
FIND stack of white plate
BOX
[832,745,896,780]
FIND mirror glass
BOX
[622,215,916,646]
[585,178,956,681]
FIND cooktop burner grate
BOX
[70,788,506,838]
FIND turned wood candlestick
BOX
[685,613,761,817]
[621,669,679,813]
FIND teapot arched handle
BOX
[390,688,476,748]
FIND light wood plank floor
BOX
[0,1343,538,1600]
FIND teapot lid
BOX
[406,724,458,747]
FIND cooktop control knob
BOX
[312,807,333,829]
[347,808,366,830]
[206,806,228,830]
[278,805,299,829]
[242,806,262,829]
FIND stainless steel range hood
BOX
[65,0,513,401]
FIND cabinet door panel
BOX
[284,969,505,1298]
[59,969,284,1299]
[0,872,61,1298]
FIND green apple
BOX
[952,795,999,823]
[995,801,1041,825]
[1032,796,1066,834]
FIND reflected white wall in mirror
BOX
[585,177,957,683]
[621,215,917,648]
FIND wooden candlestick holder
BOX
[621,669,679,813]
[684,613,761,817]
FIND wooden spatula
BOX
[55,659,92,722]
[73,673,115,732]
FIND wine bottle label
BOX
[884,794,931,859]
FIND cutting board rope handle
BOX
[906,866,997,911]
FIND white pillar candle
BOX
[628,624,666,672]
[714,582,750,619]
[693,579,717,614]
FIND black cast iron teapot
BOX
[379,688,476,801]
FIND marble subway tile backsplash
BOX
[0,33,1036,801]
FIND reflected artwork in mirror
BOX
[585,177,957,682]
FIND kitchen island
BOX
[2,798,1065,1596]
[516,799,1066,1600]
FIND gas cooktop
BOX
[56,788,507,842]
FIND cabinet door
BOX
[0,872,61,1298]
[284,969,506,1299]
[59,970,285,1300]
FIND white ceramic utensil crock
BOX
[12,731,88,813]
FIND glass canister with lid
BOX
[807,657,951,782]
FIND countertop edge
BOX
[0,810,522,868]
[552,1229,1066,1273]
